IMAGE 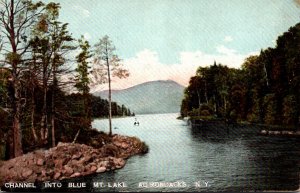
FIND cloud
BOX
[89,47,259,92]
[224,36,233,42]
[73,5,90,18]
[216,45,237,55]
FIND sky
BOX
[45,0,300,91]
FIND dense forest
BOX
[0,1,133,160]
[181,22,300,130]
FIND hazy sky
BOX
[46,0,300,91]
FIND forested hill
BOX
[93,80,185,114]
[181,22,300,128]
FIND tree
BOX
[75,36,91,97]
[0,0,44,157]
[92,35,129,136]
[74,35,92,136]
[29,2,75,146]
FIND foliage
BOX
[181,22,300,129]
[92,35,129,136]
[75,36,92,94]
[0,1,133,159]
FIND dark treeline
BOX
[181,23,300,130]
[69,93,134,118]
[0,0,132,160]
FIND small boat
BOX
[134,118,140,126]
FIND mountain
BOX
[93,80,185,114]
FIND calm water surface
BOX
[80,113,300,192]
[57,113,300,192]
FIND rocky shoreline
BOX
[260,130,300,137]
[0,134,148,186]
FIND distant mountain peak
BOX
[93,80,185,114]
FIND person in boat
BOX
[134,118,139,126]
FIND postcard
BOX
[0,0,299,192]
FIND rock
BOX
[57,142,66,147]
[70,172,81,178]
[41,169,46,177]
[22,169,33,178]
[36,158,44,166]
[287,131,294,135]
[76,165,85,173]
[54,158,65,169]
[0,136,147,185]
[27,158,34,166]
[26,173,37,183]
[90,166,97,172]
[114,158,125,166]
[78,157,85,164]
[64,165,74,175]
[121,142,129,149]
[53,172,61,180]
[261,130,267,135]
[71,153,82,160]
[116,165,123,169]
[46,170,54,177]
[96,167,106,173]
[268,131,274,135]
[273,131,281,135]
[97,160,109,168]
[84,155,92,163]
[69,159,78,167]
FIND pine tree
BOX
[75,35,92,126]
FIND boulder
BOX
[273,131,281,135]
[0,135,148,186]
[90,166,97,172]
[64,165,74,175]
[114,158,125,166]
[54,159,63,167]
[71,153,82,160]
[96,167,106,173]
[41,169,46,177]
[121,142,129,149]
[36,158,45,166]
[70,172,81,178]
[261,130,267,135]
[53,172,61,180]
[84,155,92,163]
[22,169,33,178]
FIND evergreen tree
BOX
[75,35,92,129]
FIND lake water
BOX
[73,113,300,192]
[2,114,298,192]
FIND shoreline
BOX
[187,117,300,138]
[0,134,148,189]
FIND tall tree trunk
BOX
[107,56,112,136]
[51,82,55,147]
[204,80,208,104]
[12,71,23,157]
[51,68,57,147]
[31,87,38,142]
[10,0,23,157]
[30,54,38,142]
[40,85,47,143]
[263,63,269,87]
[196,89,201,107]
